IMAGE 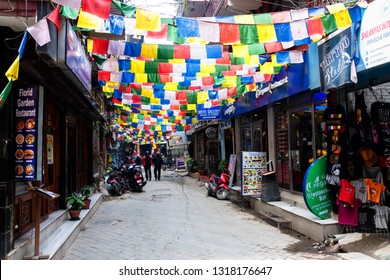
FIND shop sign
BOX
[197,106,221,121]
[228,154,237,188]
[359,0,390,69]
[14,87,38,181]
[303,156,332,219]
[318,27,353,91]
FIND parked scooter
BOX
[205,168,230,200]
[162,157,176,171]
[123,163,146,192]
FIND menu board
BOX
[241,151,267,196]
[14,86,38,180]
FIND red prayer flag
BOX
[132,95,142,103]
[202,76,214,86]
[92,39,109,55]
[176,91,187,100]
[230,65,243,71]
[216,52,231,65]
[170,104,180,110]
[227,87,237,97]
[174,45,190,59]
[147,24,168,39]
[47,5,61,31]
[98,70,111,81]
[307,17,324,40]
[159,74,172,83]
[264,42,283,53]
[188,86,201,90]
[222,70,236,76]
[158,63,173,74]
[219,23,240,44]
[119,84,131,93]
[81,0,111,19]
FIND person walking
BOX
[153,150,163,180]
[142,151,153,181]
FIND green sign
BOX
[303,155,332,219]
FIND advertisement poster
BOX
[14,86,38,181]
[197,106,221,121]
[241,151,267,196]
[303,155,332,219]
[228,154,236,188]
[47,134,54,165]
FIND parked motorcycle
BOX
[205,168,230,200]
[123,163,146,192]
[162,157,176,171]
[104,169,124,196]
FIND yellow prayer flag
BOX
[150,97,160,104]
[197,91,208,104]
[169,59,186,64]
[188,104,196,111]
[5,55,20,81]
[188,38,207,45]
[77,10,103,29]
[141,44,158,59]
[246,55,260,66]
[135,73,148,83]
[227,98,235,104]
[326,3,345,14]
[141,88,154,98]
[335,10,352,28]
[135,9,161,31]
[260,62,275,74]
[164,82,178,90]
[234,14,255,24]
[222,76,237,88]
[200,64,215,74]
[131,60,146,73]
[257,24,277,43]
[232,45,249,58]
[87,38,93,53]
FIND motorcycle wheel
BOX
[207,189,213,196]
[216,188,229,200]
[162,165,167,171]
[169,164,176,171]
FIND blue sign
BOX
[14,86,39,181]
[197,106,221,121]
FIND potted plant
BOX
[66,192,85,220]
[80,185,95,209]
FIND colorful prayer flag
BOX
[27,18,51,46]
[0,79,13,109]
[136,9,161,32]
[53,0,81,10]
[81,0,111,19]
[5,55,20,81]
[47,5,61,31]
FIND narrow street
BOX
[62,171,343,260]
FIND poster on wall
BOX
[303,155,332,219]
[241,151,267,196]
[14,86,38,181]
[228,154,236,188]
[47,134,54,165]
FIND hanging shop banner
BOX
[228,154,237,188]
[14,86,38,181]
[197,106,221,121]
[359,0,390,70]
[241,151,267,196]
[303,155,332,219]
[318,26,353,91]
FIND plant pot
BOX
[82,199,91,209]
[68,209,81,220]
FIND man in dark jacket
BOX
[142,151,153,181]
[153,150,163,180]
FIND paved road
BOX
[63,171,344,260]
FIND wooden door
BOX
[43,99,60,214]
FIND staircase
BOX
[5,193,103,260]
[250,190,341,242]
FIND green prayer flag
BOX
[167,25,186,44]
[157,45,174,60]
[253,13,273,24]
[60,6,79,20]
[230,55,245,65]
[180,105,187,111]
[186,91,197,104]
[177,85,188,91]
[215,65,229,75]
[321,14,337,35]
[141,96,150,105]
[112,0,136,17]
[145,61,159,73]
[239,25,259,44]
[131,88,142,95]
[214,76,226,85]
[248,43,266,55]
[147,73,160,83]
[237,84,246,95]
[0,79,13,109]
[92,54,107,66]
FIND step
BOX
[251,197,341,242]
[258,210,292,230]
[6,193,103,260]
